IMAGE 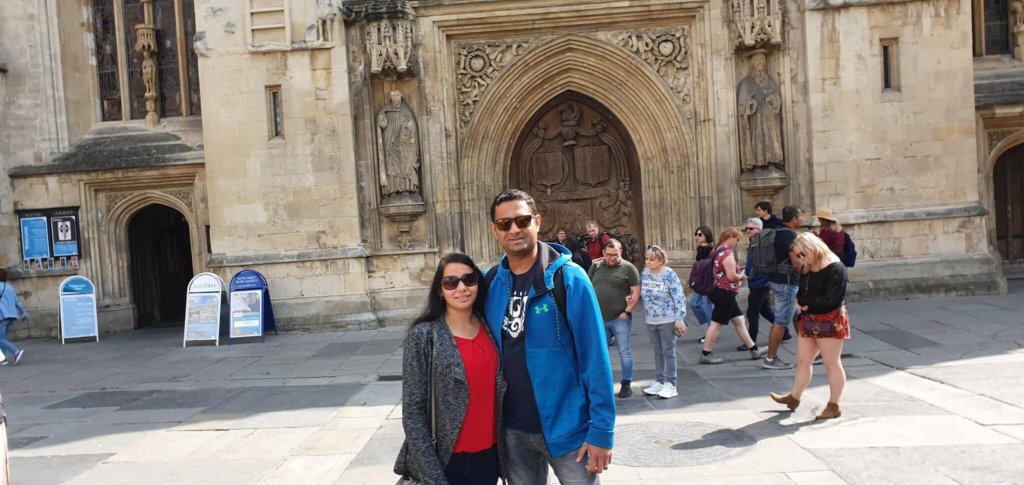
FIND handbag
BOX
[395,327,437,485]
[800,306,847,338]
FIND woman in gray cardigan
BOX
[395,253,505,485]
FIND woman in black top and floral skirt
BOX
[770,232,850,420]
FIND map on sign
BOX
[230,290,263,338]
[59,276,99,344]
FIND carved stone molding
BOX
[988,129,1017,154]
[609,29,692,104]
[366,0,416,78]
[166,189,195,211]
[135,0,159,128]
[455,40,532,130]
[105,192,133,212]
[728,0,783,50]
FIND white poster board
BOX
[183,273,225,347]
[59,276,99,344]
[229,289,263,338]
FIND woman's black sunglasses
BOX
[441,272,479,290]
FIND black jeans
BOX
[445,445,500,485]
[745,285,774,341]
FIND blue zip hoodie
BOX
[485,242,615,457]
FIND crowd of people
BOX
[394,190,853,485]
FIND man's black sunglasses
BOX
[494,215,537,232]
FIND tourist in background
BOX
[814,209,846,257]
[0,269,27,366]
[699,228,767,364]
[743,218,775,351]
[639,244,687,399]
[395,253,503,485]
[755,201,783,229]
[771,233,850,420]
[691,226,714,343]
[589,239,641,398]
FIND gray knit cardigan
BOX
[394,317,505,484]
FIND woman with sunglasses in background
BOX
[639,245,687,399]
[691,226,714,343]
[770,233,849,420]
[395,253,504,484]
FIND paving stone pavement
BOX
[1,282,1023,484]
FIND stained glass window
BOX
[92,0,122,121]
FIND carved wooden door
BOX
[511,92,643,261]
[995,144,1024,275]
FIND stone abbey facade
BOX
[0,0,1019,336]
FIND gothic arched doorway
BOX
[510,91,644,260]
[995,144,1024,277]
[128,204,194,328]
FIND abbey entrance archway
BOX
[510,92,643,259]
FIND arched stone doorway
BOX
[510,91,643,259]
[994,144,1024,277]
[128,204,194,328]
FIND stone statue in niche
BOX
[377,90,421,198]
[737,51,784,172]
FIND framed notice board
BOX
[17,208,81,267]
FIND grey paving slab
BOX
[64,459,277,485]
[813,444,1024,485]
[9,454,114,485]
[118,387,242,410]
[45,390,159,409]
[8,436,46,450]
[198,383,361,414]
[858,328,942,350]
[312,341,367,358]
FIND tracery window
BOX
[973,0,1013,56]
[92,0,201,122]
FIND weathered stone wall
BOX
[804,0,1004,297]
[0,0,69,268]
[195,0,379,329]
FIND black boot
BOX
[617,380,632,398]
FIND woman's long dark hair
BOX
[696,225,714,246]
[409,253,487,330]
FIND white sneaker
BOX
[643,382,664,396]
[657,383,678,399]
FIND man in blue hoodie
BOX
[485,189,615,484]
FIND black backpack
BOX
[749,229,780,274]
[841,232,857,267]
[688,247,725,296]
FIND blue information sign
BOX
[59,276,99,344]
[228,270,277,343]
[20,217,50,260]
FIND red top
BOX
[586,234,611,260]
[452,327,499,453]
[713,247,741,293]
[819,228,845,256]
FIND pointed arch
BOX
[457,33,697,261]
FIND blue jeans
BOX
[646,323,678,385]
[604,318,633,382]
[689,293,711,326]
[502,427,599,485]
[0,318,20,358]
[769,282,799,328]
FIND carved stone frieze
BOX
[455,40,531,130]
[988,129,1016,154]
[728,0,783,50]
[604,29,692,105]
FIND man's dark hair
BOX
[755,201,773,214]
[490,188,537,221]
[782,205,801,223]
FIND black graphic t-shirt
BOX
[502,259,544,433]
